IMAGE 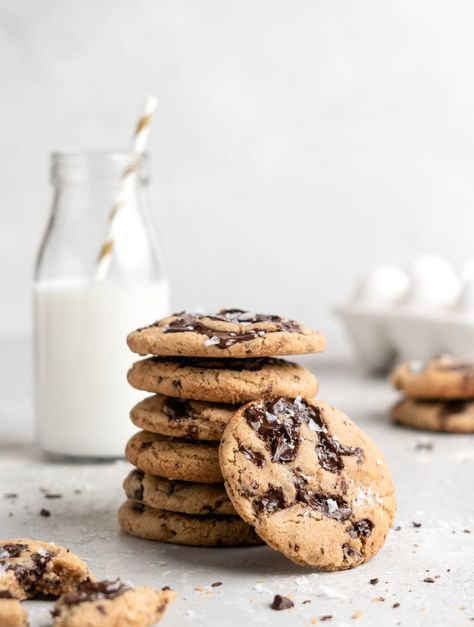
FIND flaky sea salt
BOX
[327,499,338,514]
[204,336,221,346]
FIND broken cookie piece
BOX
[52,579,175,627]
[0,539,91,600]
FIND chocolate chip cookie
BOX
[131,395,235,441]
[125,431,222,483]
[118,500,262,547]
[127,309,326,358]
[123,470,236,515]
[0,539,91,601]
[52,579,174,627]
[391,398,474,433]
[219,397,396,570]
[390,356,474,399]
[0,593,28,627]
[127,356,318,404]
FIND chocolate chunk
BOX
[7,550,53,594]
[270,594,294,610]
[244,396,363,471]
[296,490,352,521]
[393,602,400,608]
[369,578,379,585]
[0,543,27,558]
[352,519,374,538]
[59,579,131,605]
[163,398,194,420]
[342,545,362,561]
[158,309,302,348]
[40,508,51,517]
[254,485,286,514]
[439,401,467,420]
[412,521,422,528]
[238,444,265,467]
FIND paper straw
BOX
[95,96,157,281]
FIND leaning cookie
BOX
[390,356,474,399]
[0,539,92,601]
[391,398,474,433]
[131,395,235,441]
[127,356,318,404]
[52,579,174,627]
[0,593,29,627]
[118,500,262,547]
[219,397,396,570]
[123,470,236,515]
[125,431,222,483]
[127,309,326,358]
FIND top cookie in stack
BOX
[127,309,326,358]
[119,309,326,548]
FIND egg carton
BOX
[335,255,474,373]
[336,306,474,373]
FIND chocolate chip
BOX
[0,543,27,558]
[40,508,51,517]
[132,502,145,514]
[369,578,379,585]
[412,521,422,528]
[424,577,435,583]
[270,594,294,610]
[352,519,374,538]
[320,616,333,622]
[393,603,400,608]
[254,485,286,514]
[163,398,193,420]
[238,444,265,467]
[211,581,222,587]
[59,579,131,605]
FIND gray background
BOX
[3,0,474,352]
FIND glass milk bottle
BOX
[34,151,170,459]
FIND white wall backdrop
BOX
[2,0,474,353]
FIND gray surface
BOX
[1,342,473,626]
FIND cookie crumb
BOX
[372,596,385,602]
[303,599,311,605]
[270,595,294,611]
[412,521,422,528]
[352,609,362,619]
[40,508,51,517]
[423,577,435,583]
[394,525,401,531]
[369,578,379,585]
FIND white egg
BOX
[403,255,461,308]
[352,265,409,306]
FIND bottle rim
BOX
[50,150,150,184]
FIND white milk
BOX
[34,279,170,458]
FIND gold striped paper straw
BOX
[95,95,157,281]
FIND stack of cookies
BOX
[118,309,326,547]
[390,355,474,433]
